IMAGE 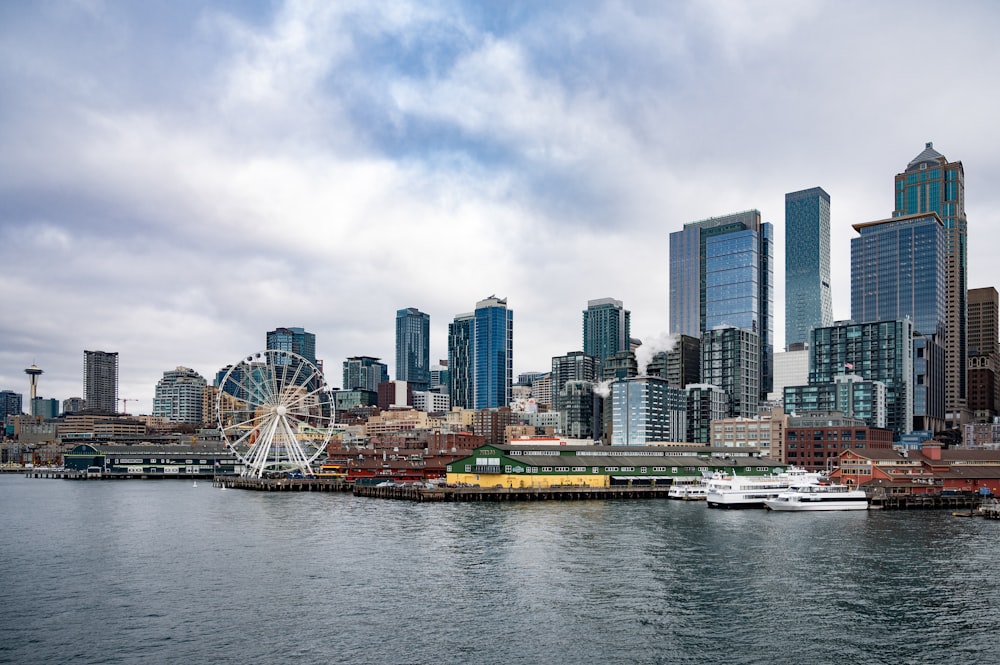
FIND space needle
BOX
[24,364,43,414]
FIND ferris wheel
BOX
[217,350,335,478]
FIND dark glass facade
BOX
[395,308,430,391]
[785,187,832,347]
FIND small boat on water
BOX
[668,481,708,500]
[764,483,869,511]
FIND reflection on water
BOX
[1,476,998,664]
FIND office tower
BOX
[152,366,208,424]
[808,319,913,441]
[448,313,474,408]
[644,335,701,388]
[583,298,631,374]
[342,356,389,392]
[611,376,687,445]
[31,398,59,420]
[669,210,773,399]
[893,143,967,426]
[430,360,449,393]
[784,374,888,429]
[785,187,833,348]
[84,350,118,414]
[700,327,759,418]
[968,287,999,421]
[62,397,86,414]
[551,352,597,397]
[473,296,513,410]
[769,343,810,402]
[852,213,946,431]
[266,327,316,364]
[395,308,430,390]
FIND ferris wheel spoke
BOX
[224,411,267,432]
[282,374,326,408]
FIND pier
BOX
[212,476,351,492]
[353,484,675,502]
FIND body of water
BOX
[1,475,997,664]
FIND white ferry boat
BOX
[764,483,869,511]
[668,481,708,501]
[705,468,824,509]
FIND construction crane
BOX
[118,397,138,415]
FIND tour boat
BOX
[763,483,869,511]
[668,481,708,500]
[705,468,825,509]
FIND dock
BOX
[212,476,352,492]
[353,484,675,502]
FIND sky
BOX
[2,0,1000,414]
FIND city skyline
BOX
[3,2,1000,413]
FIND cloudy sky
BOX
[2,0,999,413]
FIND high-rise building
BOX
[551,352,597,397]
[700,327,759,418]
[669,210,773,399]
[611,376,687,445]
[968,287,999,421]
[395,308,430,390]
[557,380,599,441]
[473,296,513,410]
[893,143,967,425]
[583,298,630,374]
[785,187,832,348]
[644,335,701,388]
[851,213,946,431]
[152,366,208,424]
[448,313,474,409]
[808,319,913,441]
[685,384,727,444]
[84,350,118,414]
[447,297,514,410]
[342,356,388,392]
[1,390,23,420]
[769,343,810,402]
[266,327,316,364]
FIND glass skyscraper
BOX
[893,142,966,424]
[669,210,773,400]
[583,298,630,374]
[447,297,514,410]
[342,356,388,392]
[473,296,513,410]
[785,187,832,348]
[266,327,316,364]
[395,307,430,390]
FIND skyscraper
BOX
[700,327,759,418]
[342,356,388,392]
[583,298,630,374]
[473,296,513,410]
[395,308,430,391]
[785,187,832,348]
[447,297,514,410]
[893,143,967,425]
[84,350,118,414]
[611,376,687,445]
[669,210,773,400]
[851,213,946,431]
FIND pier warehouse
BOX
[446,443,788,488]
[63,443,239,476]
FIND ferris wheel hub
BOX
[275,405,287,416]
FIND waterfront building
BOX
[395,308,430,390]
[611,376,687,445]
[551,352,597,397]
[968,287,999,421]
[809,319,913,441]
[686,384,728,445]
[709,407,787,460]
[556,380,599,441]
[852,213,946,431]
[583,298,631,375]
[342,356,389,392]
[785,187,833,348]
[669,210,774,399]
[893,143,967,426]
[701,327,759,418]
[266,327,317,365]
[84,350,118,414]
[152,366,207,424]
[784,411,893,472]
[1,390,23,421]
[784,374,888,429]
[768,343,810,402]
